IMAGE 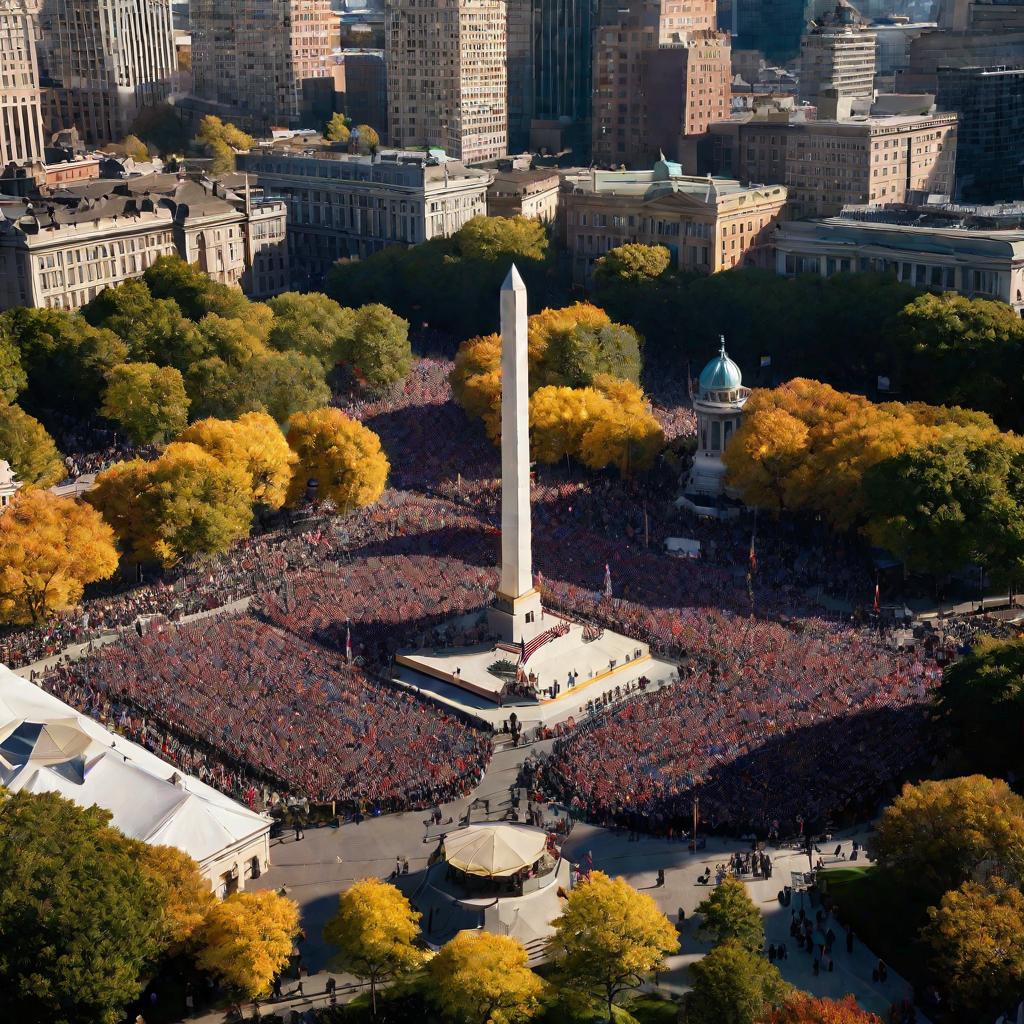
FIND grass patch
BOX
[820,866,932,988]
[627,993,679,1024]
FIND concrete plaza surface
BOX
[169,740,925,1024]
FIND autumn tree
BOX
[0,791,164,1024]
[348,303,413,391]
[120,134,150,161]
[934,635,1024,778]
[696,875,765,952]
[0,489,118,624]
[195,115,254,173]
[355,124,380,153]
[577,377,664,476]
[0,320,27,402]
[595,243,671,283]
[286,407,389,513]
[455,215,549,263]
[873,775,1024,905]
[0,401,65,486]
[451,331,503,440]
[765,994,883,1023]
[542,322,642,389]
[547,871,679,1022]
[135,843,213,953]
[267,291,357,369]
[88,442,253,565]
[427,931,544,1024]
[324,112,351,144]
[923,877,1024,1020]
[530,385,609,464]
[101,362,190,444]
[197,890,299,999]
[322,878,425,1017]
[177,412,296,509]
[721,405,809,511]
[685,939,790,1024]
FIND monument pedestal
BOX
[487,589,544,644]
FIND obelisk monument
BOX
[488,265,544,643]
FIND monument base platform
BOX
[394,610,679,729]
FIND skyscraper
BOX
[190,0,336,131]
[38,0,176,146]
[799,1,877,107]
[506,0,534,151]
[0,0,46,165]
[386,0,508,164]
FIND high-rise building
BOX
[189,0,336,131]
[724,0,816,65]
[799,1,877,107]
[330,49,388,134]
[506,0,533,151]
[936,64,1024,201]
[386,0,508,165]
[592,0,730,168]
[0,0,46,166]
[38,0,176,146]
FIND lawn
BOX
[820,866,932,990]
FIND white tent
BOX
[0,665,271,885]
[665,537,701,558]
[443,823,548,877]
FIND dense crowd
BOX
[46,614,490,812]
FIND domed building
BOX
[681,338,750,515]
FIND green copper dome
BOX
[699,337,743,391]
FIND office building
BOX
[799,1,877,107]
[0,0,46,166]
[506,0,534,151]
[724,0,816,64]
[330,49,388,134]
[487,168,560,220]
[189,0,337,132]
[386,0,507,165]
[936,64,1024,202]
[775,205,1024,313]
[686,110,957,217]
[237,147,490,285]
[592,0,730,168]
[872,19,935,90]
[559,158,787,283]
[38,0,177,146]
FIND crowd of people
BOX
[44,614,490,812]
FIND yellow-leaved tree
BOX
[428,931,545,1024]
[197,890,299,999]
[529,385,610,464]
[285,407,389,513]
[451,332,503,441]
[136,843,213,953]
[0,489,119,624]
[322,878,426,1017]
[577,377,664,476]
[87,442,253,566]
[720,404,809,512]
[547,871,679,1022]
[177,412,297,509]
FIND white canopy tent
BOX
[0,665,271,891]
[443,823,548,877]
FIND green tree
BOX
[101,362,190,443]
[428,931,544,1024]
[88,442,253,565]
[923,877,1024,1021]
[595,243,671,282]
[348,303,412,390]
[0,320,27,402]
[267,291,357,369]
[355,124,380,153]
[143,254,250,321]
[873,775,1024,905]
[323,878,425,1017]
[129,101,188,155]
[2,307,128,416]
[324,112,351,144]
[194,115,254,173]
[685,939,790,1024]
[455,215,549,263]
[0,790,164,1024]
[245,349,332,422]
[934,635,1024,778]
[696,876,765,952]
[0,401,65,486]
[547,871,679,1022]
[542,322,642,388]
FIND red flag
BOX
[748,536,757,574]
[873,583,880,614]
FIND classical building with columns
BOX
[681,339,750,515]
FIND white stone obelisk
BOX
[488,265,543,643]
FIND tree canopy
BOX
[685,939,790,1024]
[101,362,190,444]
[455,215,549,263]
[324,112,351,144]
[428,931,545,1024]
[547,871,679,1022]
[194,115,254,173]
[0,489,118,624]
[765,994,883,1023]
[266,291,357,370]
[348,303,413,391]
[696,875,765,952]
[0,401,65,487]
[595,243,671,283]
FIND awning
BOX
[443,824,548,878]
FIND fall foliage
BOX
[135,843,213,953]
[285,407,389,512]
[765,993,883,1023]
[197,890,299,998]
[0,400,66,486]
[0,489,118,624]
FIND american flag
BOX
[345,621,353,662]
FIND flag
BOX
[748,535,757,574]
[603,563,612,598]
[345,621,353,662]
[519,637,527,664]
[873,582,880,614]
